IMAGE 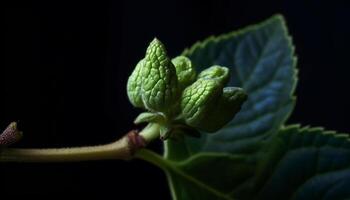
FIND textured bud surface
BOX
[180,65,247,132]
[180,78,222,128]
[127,59,145,108]
[141,38,179,113]
[198,87,247,132]
[126,38,247,138]
[172,56,196,89]
[0,122,22,146]
[198,65,230,85]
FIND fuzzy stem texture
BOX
[0,124,160,162]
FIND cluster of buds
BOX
[127,38,247,139]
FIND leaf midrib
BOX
[138,150,234,200]
[165,155,234,200]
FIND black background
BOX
[2,0,350,199]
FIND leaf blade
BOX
[164,153,255,200]
[157,14,350,200]
[165,14,297,162]
[254,125,350,200]
[159,126,350,200]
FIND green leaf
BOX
[165,153,255,200]
[148,14,350,200]
[165,14,297,161]
[251,125,350,200]
[137,149,256,200]
[141,126,350,200]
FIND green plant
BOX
[1,14,349,199]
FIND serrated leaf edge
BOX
[255,124,350,199]
[281,124,350,142]
[183,14,298,124]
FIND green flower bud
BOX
[127,38,247,139]
[196,87,247,132]
[197,65,230,85]
[127,59,145,108]
[141,38,179,113]
[180,65,247,132]
[171,56,196,89]
[180,78,222,130]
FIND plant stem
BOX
[0,123,161,162]
[139,123,161,143]
[0,137,130,162]
[134,148,169,170]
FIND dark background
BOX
[2,0,350,199]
